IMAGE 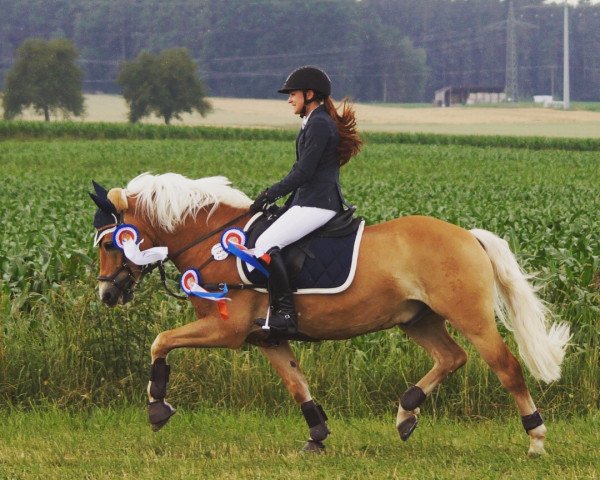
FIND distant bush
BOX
[0,120,296,142]
[3,120,600,152]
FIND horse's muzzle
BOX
[100,283,119,307]
[99,282,134,307]
[97,262,139,307]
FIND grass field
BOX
[0,408,598,479]
[1,134,598,414]
[0,121,598,477]
[9,94,600,137]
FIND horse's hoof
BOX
[303,439,326,453]
[527,446,547,458]
[398,414,418,441]
[148,400,176,432]
[309,424,330,442]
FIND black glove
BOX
[250,190,271,212]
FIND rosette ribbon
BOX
[220,228,269,278]
[180,269,230,320]
[113,224,168,266]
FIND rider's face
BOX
[287,90,304,115]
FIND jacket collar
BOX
[301,104,325,129]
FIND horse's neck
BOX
[161,204,248,270]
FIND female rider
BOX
[250,65,362,336]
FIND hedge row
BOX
[2,120,600,151]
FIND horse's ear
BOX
[107,188,128,213]
[92,180,108,198]
[89,192,117,214]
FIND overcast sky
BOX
[544,0,600,5]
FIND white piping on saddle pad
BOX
[236,216,365,295]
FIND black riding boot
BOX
[255,248,298,335]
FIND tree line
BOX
[1,0,600,102]
[2,39,210,123]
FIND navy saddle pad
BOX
[238,209,365,293]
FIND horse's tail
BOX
[470,229,571,383]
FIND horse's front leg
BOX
[147,315,246,431]
[259,341,330,452]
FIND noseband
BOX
[97,261,142,297]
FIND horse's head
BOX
[89,173,253,307]
[90,181,145,307]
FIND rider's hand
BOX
[250,190,271,212]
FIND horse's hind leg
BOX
[396,312,468,441]
[451,315,547,456]
[259,341,330,452]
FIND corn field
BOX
[0,122,598,417]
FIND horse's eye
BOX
[103,242,118,251]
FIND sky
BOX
[544,0,600,5]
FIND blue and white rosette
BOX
[220,228,268,277]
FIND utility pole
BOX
[563,1,570,109]
[505,0,518,102]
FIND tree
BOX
[355,20,428,103]
[2,38,84,121]
[117,48,211,124]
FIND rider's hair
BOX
[323,96,362,166]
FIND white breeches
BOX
[254,205,337,257]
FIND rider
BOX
[250,65,362,335]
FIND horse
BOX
[90,172,570,456]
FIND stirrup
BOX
[255,310,298,335]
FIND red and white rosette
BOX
[112,224,168,265]
[180,268,202,295]
[220,227,268,277]
[220,228,246,251]
[113,224,139,250]
[180,268,231,320]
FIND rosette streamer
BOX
[180,269,230,320]
[113,224,168,266]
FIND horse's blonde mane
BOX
[125,172,252,232]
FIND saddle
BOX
[239,207,365,293]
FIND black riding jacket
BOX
[265,105,343,211]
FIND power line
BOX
[505,0,518,101]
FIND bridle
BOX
[97,257,142,299]
[96,210,254,301]
[95,222,149,298]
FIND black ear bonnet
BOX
[89,180,118,229]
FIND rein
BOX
[166,211,252,262]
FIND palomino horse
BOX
[90,172,570,455]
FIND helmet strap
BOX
[301,90,320,118]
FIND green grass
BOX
[0,408,597,479]
[570,102,600,112]
[4,119,600,150]
[0,135,598,417]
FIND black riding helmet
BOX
[278,66,331,117]
[278,66,331,96]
